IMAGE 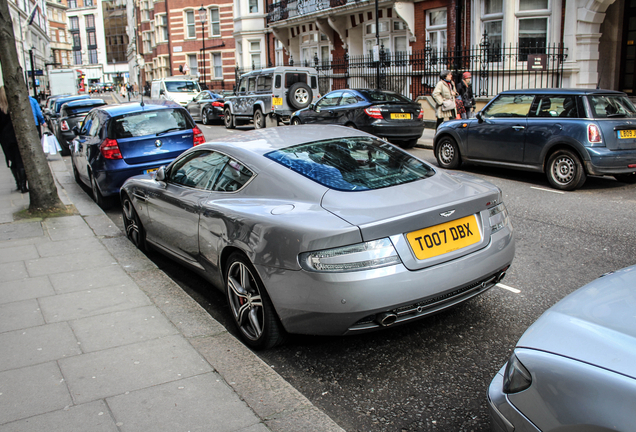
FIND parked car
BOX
[120,125,515,349]
[291,89,425,148]
[70,101,204,208]
[434,89,636,190]
[223,66,320,128]
[43,94,70,128]
[150,76,201,106]
[185,90,225,125]
[488,265,636,432]
[102,83,114,92]
[49,94,91,132]
[55,98,107,155]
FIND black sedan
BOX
[290,89,424,148]
[186,90,225,125]
[55,98,107,155]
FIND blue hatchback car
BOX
[70,101,205,208]
[434,89,636,190]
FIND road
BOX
[100,120,636,431]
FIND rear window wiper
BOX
[156,127,182,136]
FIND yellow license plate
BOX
[618,129,636,139]
[272,97,283,106]
[145,168,159,174]
[390,113,411,120]
[406,215,481,260]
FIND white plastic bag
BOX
[42,133,62,155]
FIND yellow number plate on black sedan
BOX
[618,129,636,139]
[390,113,411,120]
[406,215,481,260]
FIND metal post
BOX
[29,48,37,98]
[199,5,207,88]
[375,0,379,89]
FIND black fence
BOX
[236,39,568,100]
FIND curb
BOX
[49,156,345,432]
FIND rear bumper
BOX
[584,147,636,175]
[366,121,425,140]
[93,160,174,196]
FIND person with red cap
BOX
[457,71,476,118]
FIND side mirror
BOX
[72,125,80,136]
[159,89,165,95]
[476,112,483,122]
[309,103,315,111]
[156,166,166,182]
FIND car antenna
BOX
[140,84,145,107]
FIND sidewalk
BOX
[0,152,344,431]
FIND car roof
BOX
[64,99,106,107]
[199,125,375,156]
[239,66,318,78]
[95,100,184,117]
[498,88,627,96]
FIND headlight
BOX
[502,352,532,394]
[489,202,510,234]
[299,238,401,272]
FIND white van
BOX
[150,77,201,106]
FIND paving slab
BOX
[25,249,118,277]
[70,305,179,352]
[59,334,213,404]
[0,298,45,333]
[39,283,152,323]
[107,373,262,432]
[0,322,81,372]
[48,266,135,295]
[0,400,119,432]
[0,261,29,283]
[0,221,43,241]
[0,276,55,304]
[0,244,39,264]
[0,362,72,424]
[35,236,105,258]
[43,216,98,241]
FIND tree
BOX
[0,0,66,212]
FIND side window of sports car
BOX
[212,158,253,192]
[169,150,229,189]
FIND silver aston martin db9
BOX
[120,125,515,349]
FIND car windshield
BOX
[588,95,636,118]
[65,104,104,116]
[357,90,412,103]
[109,109,191,139]
[265,137,435,191]
[164,81,201,93]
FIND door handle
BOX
[512,126,525,130]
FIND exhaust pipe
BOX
[496,270,507,283]
[376,312,398,327]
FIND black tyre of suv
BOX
[288,82,313,110]
[224,107,235,129]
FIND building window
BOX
[89,49,98,64]
[249,0,258,14]
[87,31,96,46]
[69,16,79,30]
[73,50,82,65]
[363,19,406,59]
[209,7,220,36]
[68,0,77,9]
[156,14,168,42]
[237,41,243,68]
[85,14,95,28]
[72,33,81,48]
[187,54,198,76]
[249,40,261,69]
[85,0,94,6]
[185,10,196,39]
[275,39,283,66]
[142,31,151,53]
[212,53,222,78]
[427,9,447,57]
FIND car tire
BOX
[253,109,266,129]
[288,82,313,110]
[614,173,636,183]
[435,136,461,169]
[546,149,586,191]
[345,122,357,129]
[202,107,210,125]
[72,162,81,184]
[90,173,113,209]
[291,117,302,125]
[225,252,286,350]
[121,194,147,252]
[224,108,235,129]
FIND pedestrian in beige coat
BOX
[432,70,458,129]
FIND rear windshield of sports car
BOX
[587,95,636,118]
[108,109,193,139]
[265,137,435,191]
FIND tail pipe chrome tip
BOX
[376,312,398,327]
[496,265,510,284]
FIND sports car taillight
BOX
[192,126,205,146]
[60,120,69,131]
[299,238,401,272]
[588,124,602,143]
[100,138,122,159]
[211,101,224,107]
[364,107,383,119]
[417,109,423,120]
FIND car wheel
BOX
[345,122,357,129]
[90,173,113,209]
[288,82,313,110]
[435,136,461,169]
[121,195,146,251]
[224,108,235,129]
[546,149,586,191]
[72,162,81,184]
[291,117,302,125]
[253,109,266,129]
[202,107,210,125]
[225,252,286,350]
[614,173,636,183]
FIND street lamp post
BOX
[29,47,38,98]
[199,5,206,88]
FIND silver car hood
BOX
[320,170,501,241]
[517,265,636,379]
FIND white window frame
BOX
[426,8,447,55]
[249,40,261,69]
[212,52,223,79]
[300,31,331,67]
[185,10,196,39]
[248,0,259,14]
[209,7,220,37]
[363,19,407,57]
[155,14,168,43]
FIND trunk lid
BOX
[118,129,193,165]
[596,118,636,150]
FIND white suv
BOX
[223,66,320,129]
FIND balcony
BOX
[267,0,364,24]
